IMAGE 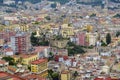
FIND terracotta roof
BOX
[0,60,6,64]
[0,72,25,80]
[54,55,68,62]
[8,66,17,72]
[23,74,46,80]
[33,46,49,53]
[31,58,47,65]
[12,53,37,59]
[61,70,69,74]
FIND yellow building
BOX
[61,70,71,80]
[86,32,97,46]
[20,24,29,32]
[61,24,74,38]
[12,53,38,65]
[31,59,48,78]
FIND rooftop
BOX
[0,60,7,64]
[12,53,37,59]
[0,72,25,80]
[33,46,49,53]
[23,74,46,80]
[61,70,70,74]
[31,58,47,65]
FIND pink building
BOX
[76,32,86,46]
[10,33,31,54]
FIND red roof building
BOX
[31,59,47,65]
[0,72,25,80]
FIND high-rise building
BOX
[10,32,31,53]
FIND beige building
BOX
[86,32,97,46]
[61,70,71,80]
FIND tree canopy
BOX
[2,56,15,65]
[48,69,59,80]
[67,41,86,56]
[113,14,120,18]
[116,31,120,37]
[106,33,111,45]
[30,32,49,46]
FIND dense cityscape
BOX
[0,0,120,80]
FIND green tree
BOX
[101,40,107,46]
[48,70,59,80]
[30,32,38,46]
[45,16,51,20]
[67,41,75,47]
[106,33,111,45]
[51,3,57,8]
[52,72,59,80]
[2,56,15,65]
[28,65,31,71]
[67,45,85,56]
[48,52,54,61]
[116,31,120,37]
[90,13,96,17]
[30,32,49,46]
[49,52,53,57]
[113,14,120,18]
[73,71,78,79]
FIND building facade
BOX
[10,32,31,53]
[61,70,71,80]
[31,59,48,78]
[76,32,86,46]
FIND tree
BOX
[67,41,75,47]
[51,3,57,8]
[48,69,53,80]
[30,32,38,46]
[2,56,15,65]
[48,52,54,61]
[67,45,85,56]
[90,13,96,17]
[113,14,120,18]
[52,72,59,80]
[45,16,51,20]
[28,65,31,71]
[30,32,49,46]
[48,70,59,80]
[101,40,107,47]
[73,71,78,79]
[106,33,111,45]
[49,52,53,57]
[116,31,120,37]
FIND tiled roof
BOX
[0,60,6,64]
[12,53,37,59]
[23,74,46,80]
[0,72,25,80]
[31,58,47,65]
